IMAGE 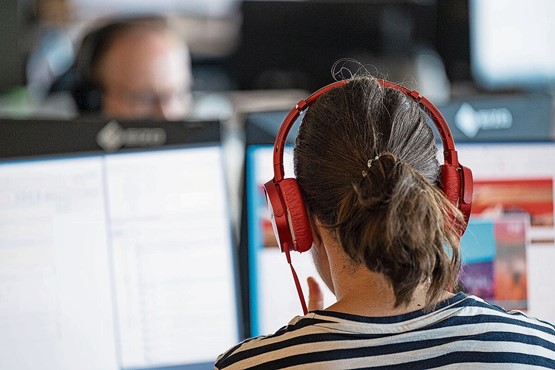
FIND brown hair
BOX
[294,76,465,307]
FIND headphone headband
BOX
[268,78,472,234]
[272,79,459,181]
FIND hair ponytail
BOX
[294,76,464,308]
[334,153,463,307]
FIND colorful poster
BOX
[459,178,553,311]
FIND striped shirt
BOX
[215,293,555,369]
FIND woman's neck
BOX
[312,222,453,317]
[326,271,452,316]
[325,242,452,317]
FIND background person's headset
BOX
[70,24,110,113]
[47,22,107,113]
[263,78,473,314]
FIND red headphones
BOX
[264,79,473,257]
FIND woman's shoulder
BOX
[215,311,349,369]
[215,315,310,369]
[447,293,555,335]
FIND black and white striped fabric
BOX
[215,293,555,369]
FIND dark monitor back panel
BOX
[234,0,438,91]
[0,118,242,370]
[0,118,222,159]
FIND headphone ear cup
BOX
[280,179,313,252]
[439,164,473,228]
[439,164,460,207]
[72,78,102,113]
[458,165,473,225]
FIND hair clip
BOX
[362,155,380,177]
[367,155,380,168]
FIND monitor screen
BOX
[243,144,336,336]
[241,110,555,335]
[455,142,555,323]
[0,118,241,370]
[470,0,555,90]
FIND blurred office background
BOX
[2,2,555,365]
[2,0,555,275]
[0,0,554,127]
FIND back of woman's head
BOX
[294,76,465,307]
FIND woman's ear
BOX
[307,216,335,295]
[309,216,323,249]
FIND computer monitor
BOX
[241,111,555,337]
[234,0,438,91]
[470,0,555,90]
[0,118,242,370]
[455,142,555,323]
[240,111,335,337]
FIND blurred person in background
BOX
[53,16,193,120]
